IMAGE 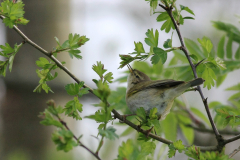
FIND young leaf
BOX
[52,130,78,152]
[63,97,83,120]
[180,5,195,16]
[217,35,225,59]
[145,29,159,47]
[226,34,233,59]
[235,45,240,60]
[36,57,50,68]
[134,41,145,55]
[104,72,114,83]
[92,61,107,78]
[99,126,119,140]
[161,113,177,141]
[151,47,167,64]
[202,67,216,90]
[163,39,172,49]
[136,107,147,120]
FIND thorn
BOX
[146,126,154,138]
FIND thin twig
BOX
[229,146,240,158]
[158,4,221,141]
[58,117,101,160]
[224,134,240,145]
[185,124,240,135]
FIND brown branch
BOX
[58,118,101,160]
[224,134,240,145]
[158,4,222,142]
[185,124,240,135]
[0,14,221,152]
[229,146,240,158]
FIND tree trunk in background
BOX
[0,1,70,159]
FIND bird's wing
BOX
[143,79,185,89]
[128,79,185,96]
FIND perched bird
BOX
[126,64,204,120]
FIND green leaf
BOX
[149,107,158,119]
[120,127,134,137]
[99,126,119,140]
[183,17,194,20]
[117,139,136,159]
[0,43,14,55]
[118,54,135,69]
[168,145,176,158]
[197,37,213,55]
[184,38,204,59]
[92,61,107,78]
[180,5,195,15]
[63,97,83,120]
[161,113,177,141]
[104,72,114,83]
[202,67,216,90]
[134,41,145,55]
[189,54,198,62]
[141,142,156,155]
[145,29,159,47]
[163,39,172,49]
[68,49,82,59]
[36,57,50,68]
[0,61,8,77]
[216,74,227,87]
[217,36,225,59]
[39,110,63,127]
[235,45,240,60]
[190,107,211,126]
[178,115,194,144]
[78,88,89,97]
[151,47,167,64]
[226,83,240,91]
[52,129,78,152]
[136,107,147,120]
[226,34,233,59]
[156,12,169,22]
[173,140,185,152]
[65,82,84,96]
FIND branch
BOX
[185,124,240,135]
[229,146,240,158]
[224,134,240,145]
[0,14,220,152]
[158,5,221,141]
[58,118,101,160]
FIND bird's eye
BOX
[136,75,140,79]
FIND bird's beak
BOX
[127,64,133,73]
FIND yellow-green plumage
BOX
[126,69,204,120]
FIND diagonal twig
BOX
[158,4,222,143]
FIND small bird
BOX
[126,64,204,120]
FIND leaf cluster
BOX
[115,139,156,160]
[54,33,89,59]
[0,42,23,76]
[168,140,233,160]
[0,0,29,28]
[33,57,59,93]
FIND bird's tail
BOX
[188,78,205,87]
[173,78,204,95]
